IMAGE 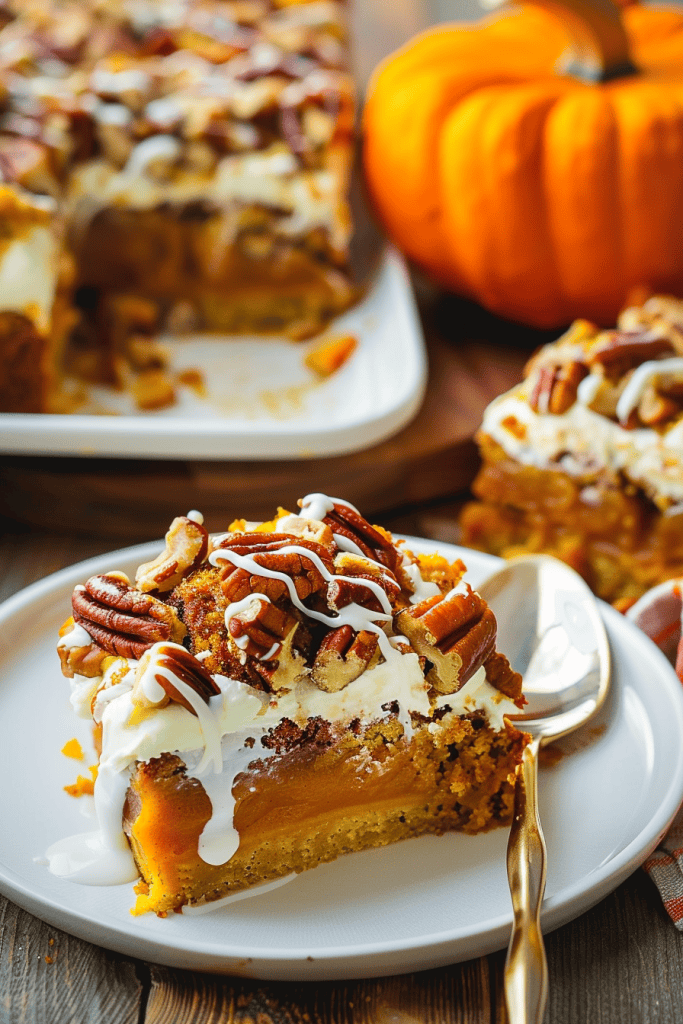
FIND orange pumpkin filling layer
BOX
[125,714,526,917]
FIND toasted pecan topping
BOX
[136,515,209,594]
[132,643,220,715]
[311,625,379,693]
[587,331,674,375]
[327,553,402,614]
[227,598,299,664]
[484,651,524,706]
[396,587,497,694]
[217,533,334,603]
[224,595,308,692]
[72,575,186,660]
[529,361,587,416]
[319,502,401,574]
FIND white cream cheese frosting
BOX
[481,383,683,511]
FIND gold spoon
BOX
[478,554,611,1024]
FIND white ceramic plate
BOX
[0,246,426,461]
[1,539,683,980]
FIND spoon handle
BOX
[504,735,548,1024]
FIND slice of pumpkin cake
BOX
[51,493,527,915]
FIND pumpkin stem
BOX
[489,0,638,82]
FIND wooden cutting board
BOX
[0,293,545,541]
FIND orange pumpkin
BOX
[363,0,683,328]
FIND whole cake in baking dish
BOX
[460,295,683,606]
[0,0,356,413]
[51,493,527,915]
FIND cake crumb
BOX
[133,369,176,410]
[304,333,357,377]
[64,764,98,797]
[176,368,206,397]
[61,738,84,760]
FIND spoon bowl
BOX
[480,555,611,739]
[477,554,611,1024]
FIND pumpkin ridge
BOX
[611,83,683,295]
[439,82,568,323]
[544,88,624,323]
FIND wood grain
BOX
[144,962,492,1024]
[0,896,142,1024]
[489,869,683,1024]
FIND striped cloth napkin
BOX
[642,815,683,928]
[627,581,683,928]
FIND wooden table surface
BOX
[3,287,683,1022]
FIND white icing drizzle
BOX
[124,134,181,177]
[209,543,398,663]
[95,102,131,126]
[58,623,93,650]
[192,736,264,865]
[91,67,151,97]
[401,559,441,605]
[45,764,138,885]
[224,594,272,618]
[140,642,224,774]
[615,358,683,425]
[298,492,361,521]
[92,677,135,725]
[332,533,366,556]
[576,372,603,407]
[187,509,204,525]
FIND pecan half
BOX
[272,513,335,552]
[136,515,208,593]
[529,361,587,415]
[226,597,307,691]
[618,296,683,355]
[587,331,674,376]
[132,642,220,714]
[311,625,379,693]
[484,651,524,705]
[327,553,402,613]
[637,384,681,426]
[72,575,186,660]
[217,533,333,604]
[395,588,496,694]
[57,616,107,678]
[317,502,401,575]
